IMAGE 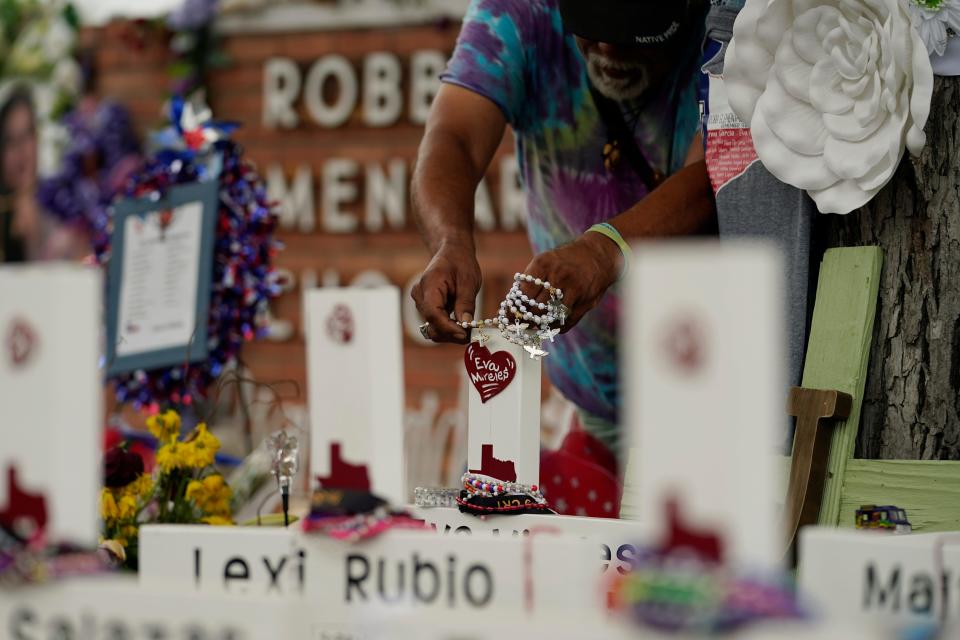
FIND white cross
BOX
[511,320,529,339]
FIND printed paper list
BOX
[116,201,204,357]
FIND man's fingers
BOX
[452,281,478,327]
[419,279,468,343]
[517,262,550,306]
[411,281,425,307]
[518,266,567,323]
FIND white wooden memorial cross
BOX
[625,241,783,568]
[0,264,103,545]
[306,287,405,504]
[465,330,541,486]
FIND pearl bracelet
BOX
[457,273,568,360]
[413,487,460,509]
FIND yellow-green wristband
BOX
[586,222,632,280]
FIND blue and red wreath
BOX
[100,97,283,412]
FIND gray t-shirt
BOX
[702,4,816,394]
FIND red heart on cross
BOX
[465,343,517,404]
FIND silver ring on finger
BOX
[419,322,431,339]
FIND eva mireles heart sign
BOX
[465,343,517,403]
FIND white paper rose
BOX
[725,0,935,214]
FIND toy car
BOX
[855,505,912,534]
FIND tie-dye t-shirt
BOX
[442,0,703,424]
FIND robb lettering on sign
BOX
[263,51,446,129]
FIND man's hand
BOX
[519,232,621,333]
[410,85,507,344]
[411,239,482,344]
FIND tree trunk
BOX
[820,77,960,460]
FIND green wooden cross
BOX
[786,247,960,536]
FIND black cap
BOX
[557,0,689,47]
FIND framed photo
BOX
[105,181,219,376]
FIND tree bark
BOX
[821,77,960,460]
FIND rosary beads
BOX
[457,273,569,360]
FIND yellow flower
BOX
[205,499,232,518]
[126,473,154,500]
[117,495,138,520]
[187,474,232,517]
[99,488,119,522]
[202,474,225,493]
[186,479,206,503]
[156,441,187,473]
[182,423,219,469]
[113,524,139,548]
[146,410,181,443]
[202,515,234,526]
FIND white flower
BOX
[5,8,76,78]
[725,0,934,214]
[52,58,82,98]
[905,0,960,56]
[6,17,49,76]
[41,15,76,62]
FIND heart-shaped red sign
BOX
[465,343,517,404]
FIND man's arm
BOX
[520,134,717,330]
[411,83,508,343]
[603,135,715,240]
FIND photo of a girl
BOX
[0,84,87,263]
[0,86,37,263]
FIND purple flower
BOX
[104,447,145,488]
[38,99,142,247]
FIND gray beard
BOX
[585,55,651,102]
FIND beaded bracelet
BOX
[456,273,568,360]
[456,496,553,515]
[413,487,460,509]
[461,472,543,499]
[456,471,550,517]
